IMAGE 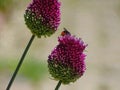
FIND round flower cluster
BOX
[48,30,87,84]
[24,0,61,37]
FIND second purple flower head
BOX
[48,28,87,84]
[24,0,61,37]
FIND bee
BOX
[61,28,71,36]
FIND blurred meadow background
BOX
[0,0,120,90]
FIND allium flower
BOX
[24,0,61,37]
[48,29,87,84]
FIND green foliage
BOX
[0,58,48,83]
[0,0,14,12]
[0,60,6,71]
[20,58,48,82]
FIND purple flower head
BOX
[48,29,87,84]
[24,0,61,37]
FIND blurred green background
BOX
[0,0,120,90]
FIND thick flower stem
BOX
[6,35,35,90]
[55,80,62,90]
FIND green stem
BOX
[55,81,62,90]
[6,35,35,90]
